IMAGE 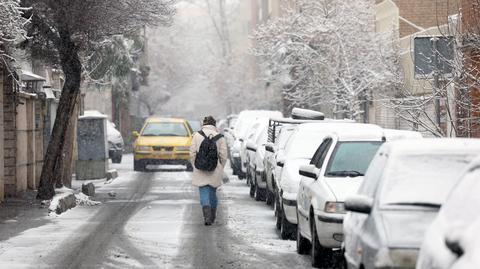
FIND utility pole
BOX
[432,36,442,128]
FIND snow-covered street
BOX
[0,155,320,268]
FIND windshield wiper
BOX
[326,170,364,177]
[386,202,441,209]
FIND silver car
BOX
[343,139,480,269]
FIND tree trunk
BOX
[37,33,82,200]
[55,97,78,189]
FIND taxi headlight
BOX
[136,146,151,151]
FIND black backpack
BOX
[194,131,223,171]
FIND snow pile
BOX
[48,187,76,215]
[75,192,101,206]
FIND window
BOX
[142,122,189,137]
[310,138,332,169]
[325,141,382,177]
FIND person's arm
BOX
[190,134,198,165]
[218,136,228,167]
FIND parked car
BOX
[242,119,264,184]
[264,123,296,206]
[417,155,480,269]
[246,120,270,200]
[107,120,124,163]
[230,110,282,177]
[342,139,480,269]
[277,122,363,240]
[296,123,385,267]
[133,117,193,172]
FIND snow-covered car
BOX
[264,124,296,206]
[246,120,270,200]
[417,155,480,269]
[277,122,361,240]
[107,120,124,163]
[295,123,385,267]
[342,138,480,269]
[242,119,264,184]
[383,128,423,140]
[230,110,282,178]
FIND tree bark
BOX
[37,32,82,200]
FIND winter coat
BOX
[190,125,228,188]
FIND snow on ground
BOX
[221,165,298,254]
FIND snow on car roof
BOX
[387,138,480,156]
[80,110,108,119]
[295,122,385,141]
[383,129,423,141]
[237,110,283,118]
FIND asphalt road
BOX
[25,155,313,269]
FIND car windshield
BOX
[325,141,382,177]
[380,154,476,207]
[142,122,189,137]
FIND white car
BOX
[417,155,480,269]
[245,120,269,200]
[264,124,296,206]
[295,123,385,267]
[341,139,480,269]
[276,122,359,240]
[231,110,282,178]
[106,120,124,163]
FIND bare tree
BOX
[253,0,400,119]
[390,5,480,137]
[0,0,29,67]
[22,0,175,200]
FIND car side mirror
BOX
[276,155,286,167]
[345,195,373,214]
[299,164,318,179]
[265,142,275,153]
[445,238,464,257]
[132,131,140,138]
[246,142,257,152]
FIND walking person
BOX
[190,116,228,226]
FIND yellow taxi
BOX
[133,117,193,171]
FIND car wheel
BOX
[311,218,332,268]
[249,181,255,198]
[265,189,273,206]
[185,162,193,172]
[133,160,146,172]
[280,207,296,240]
[296,212,311,255]
[112,153,122,164]
[274,195,282,230]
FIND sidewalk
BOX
[0,190,50,242]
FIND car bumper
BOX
[314,211,344,248]
[109,148,123,157]
[134,151,190,161]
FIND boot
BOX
[202,206,212,226]
[211,207,217,224]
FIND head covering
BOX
[202,116,216,126]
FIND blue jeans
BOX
[199,185,218,209]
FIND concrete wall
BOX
[0,69,4,201]
[3,71,17,197]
